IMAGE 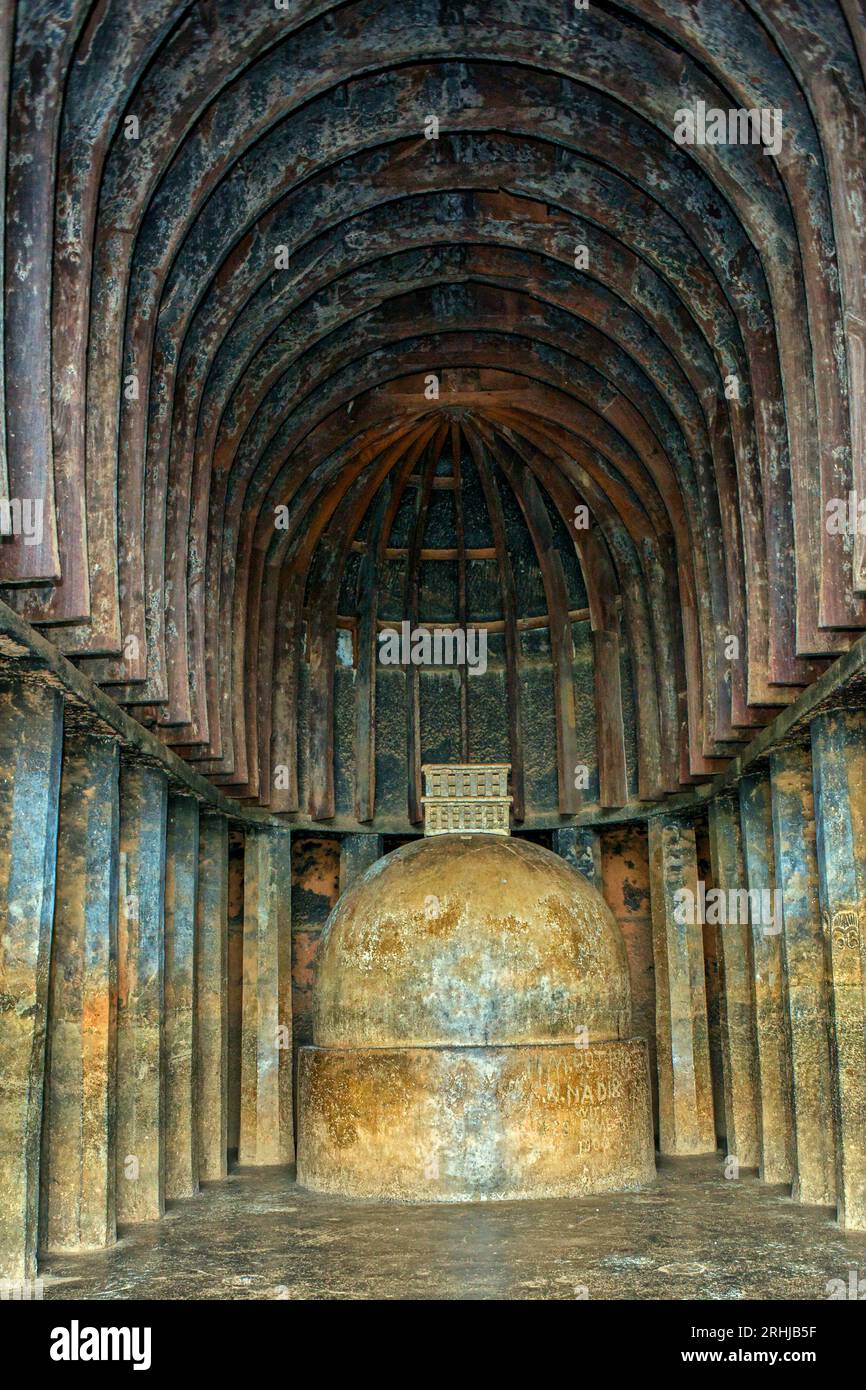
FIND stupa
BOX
[297,767,655,1201]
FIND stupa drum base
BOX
[297,1038,655,1202]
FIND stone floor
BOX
[40,1155,866,1301]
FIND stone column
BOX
[240,826,293,1165]
[339,833,384,893]
[196,812,229,1181]
[738,773,795,1185]
[769,747,836,1207]
[163,794,200,1199]
[0,681,63,1283]
[116,764,167,1223]
[707,797,761,1170]
[41,735,120,1253]
[648,815,716,1154]
[811,711,866,1231]
[551,826,601,888]
[227,829,245,1154]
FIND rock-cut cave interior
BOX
[0,0,865,1316]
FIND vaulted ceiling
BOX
[1,0,864,822]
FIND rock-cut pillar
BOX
[41,734,120,1253]
[227,831,245,1155]
[240,826,294,1165]
[196,813,229,1181]
[768,747,836,1207]
[339,833,384,893]
[116,765,168,1223]
[738,774,795,1185]
[163,794,200,1199]
[551,826,601,888]
[0,681,63,1283]
[811,711,866,1230]
[648,815,716,1154]
[706,797,761,1170]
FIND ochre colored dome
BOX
[313,834,631,1048]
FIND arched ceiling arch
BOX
[1,0,863,824]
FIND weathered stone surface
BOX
[240,826,293,1165]
[706,797,761,1170]
[739,773,796,1186]
[2,1,866,826]
[0,681,63,1281]
[811,711,866,1231]
[697,816,726,1149]
[195,812,229,1182]
[35,1157,866,1302]
[298,1040,655,1201]
[315,835,632,1048]
[227,828,245,1155]
[2,0,866,1280]
[300,833,652,1199]
[290,832,340,1096]
[599,824,657,1131]
[648,815,716,1155]
[338,833,384,892]
[552,825,601,887]
[116,765,168,1223]
[769,746,836,1207]
[41,734,120,1252]
[163,793,200,1199]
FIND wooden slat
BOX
[354,423,442,821]
[268,422,427,812]
[464,424,526,822]
[306,420,435,819]
[354,483,391,824]
[404,432,446,823]
[477,424,581,815]
[497,420,629,807]
[452,422,470,761]
[335,608,591,633]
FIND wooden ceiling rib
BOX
[0,0,863,822]
[465,428,525,823]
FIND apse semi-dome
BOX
[298,835,655,1202]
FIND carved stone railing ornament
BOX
[421,762,512,835]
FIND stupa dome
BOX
[313,834,632,1049]
[298,830,655,1203]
